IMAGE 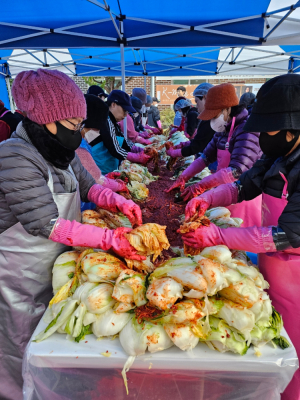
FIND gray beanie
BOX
[193,83,214,97]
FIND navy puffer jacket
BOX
[203,109,262,175]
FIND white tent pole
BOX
[151,76,155,97]
[5,77,14,112]
[120,20,127,139]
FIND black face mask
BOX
[46,121,82,150]
[259,129,300,159]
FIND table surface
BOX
[26,317,298,374]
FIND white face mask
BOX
[154,104,158,107]
[145,107,150,111]
[84,129,100,143]
[210,113,227,132]
[133,112,139,118]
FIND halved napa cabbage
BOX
[81,252,127,282]
[112,269,147,307]
[146,277,183,310]
[92,309,132,337]
[52,251,81,294]
[82,283,116,314]
[164,323,199,351]
[219,278,261,308]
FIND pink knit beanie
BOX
[12,69,86,125]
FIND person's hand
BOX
[127,151,152,165]
[106,171,121,180]
[165,176,186,192]
[185,197,210,221]
[111,227,146,260]
[166,148,182,158]
[181,224,223,249]
[115,179,130,194]
[118,199,143,227]
[181,183,205,202]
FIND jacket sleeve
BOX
[237,157,272,202]
[153,107,161,122]
[70,153,95,202]
[100,119,129,160]
[202,133,219,164]
[186,109,199,137]
[0,144,59,236]
[182,120,215,157]
[75,148,101,182]
[229,129,262,175]
[279,180,300,248]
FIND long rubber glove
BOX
[185,182,238,221]
[157,120,162,129]
[136,136,152,145]
[166,157,206,192]
[181,224,276,253]
[139,131,152,139]
[88,184,142,227]
[166,148,182,158]
[130,145,144,153]
[101,177,129,194]
[181,167,237,201]
[50,220,145,260]
[127,151,151,165]
[173,141,191,150]
[144,125,161,134]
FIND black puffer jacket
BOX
[184,107,199,138]
[238,147,300,248]
[181,120,215,157]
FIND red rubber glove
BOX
[50,220,146,260]
[181,168,237,202]
[106,171,121,180]
[185,183,238,221]
[127,151,151,165]
[165,157,206,193]
[88,184,142,227]
[181,224,276,253]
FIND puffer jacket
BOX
[0,123,95,236]
[238,148,300,248]
[203,108,262,174]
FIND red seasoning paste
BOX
[139,161,185,247]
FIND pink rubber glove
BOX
[166,148,182,158]
[165,157,206,192]
[50,219,146,260]
[144,125,161,134]
[88,184,142,227]
[185,183,238,221]
[130,145,144,153]
[136,136,152,145]
[181,167,237,202]
[127,151,151,165]
[102,177,129,194]
[139,131,152,139]
[157,120,162,129]
[168,127,178,137]
[181,224,276,253]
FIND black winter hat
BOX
[84,94,109,129]
[131,96,143,114]
[87,85,108,98]
[239,92,256,108]
[244,74,300,132]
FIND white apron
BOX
[0,164,81,400]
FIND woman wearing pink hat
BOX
[0,69,145,399]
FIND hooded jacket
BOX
[203,108,262,175]
[0,122,94,236]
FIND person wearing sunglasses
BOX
[0,69,145,400]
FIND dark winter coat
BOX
[181,120,215,157]
[0,107,23,142]
[238,148,300,248]
[203,109,262,175]
[147,105,160,128]
[184,107,199,138]
[0,122,95,236]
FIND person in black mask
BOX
[180,74,300,400]
[0,69,144,400]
